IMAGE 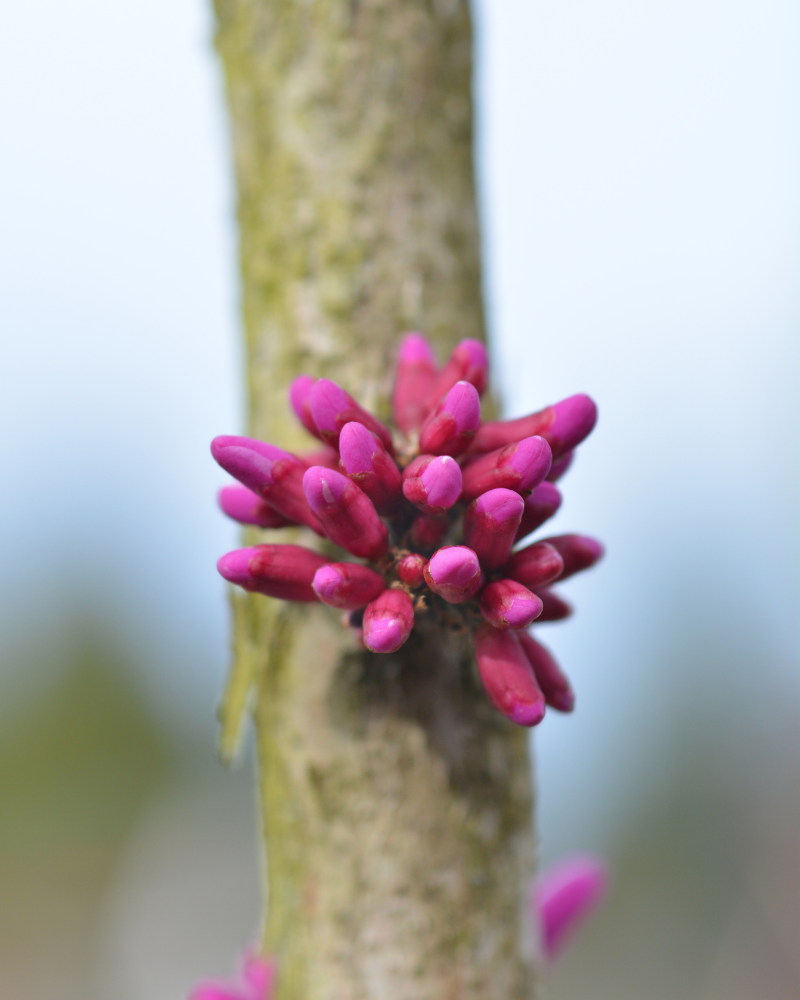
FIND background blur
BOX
[1,0,797,997]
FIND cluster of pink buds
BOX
[213,334,603,728]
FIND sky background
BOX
[1,0,798,998]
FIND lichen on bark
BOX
[212,0,539,995]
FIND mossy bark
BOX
[213,0,539,996]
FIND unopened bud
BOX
[339,421,403,515]
[309,378,394,454]
[518,631,575,712]
[312,562,386,610]
[363,588,415,653]
[469,394,597,459]
[409,512,450,551]
[515,482,562,541]
[479,579,543,630]
[546,450,574,482]
[423,546,484,603]
[396,553,428,588]
[531,855,610,961]
[288,375,322,440]
[539,534,604,581]
[505,542,564,590]
[402,454,463,514]
[217,545,330,602]
[218,485,294,529]
[418,381,481,457]
[424,339,489,414]
[302,466,388,561]
[211,436,323,535]
[473,625,546,726]
[461,436,552,502]
[392,333,439,435]
[463,488,524,569]
[534,588,573,621]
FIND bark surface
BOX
[213,0,539,996]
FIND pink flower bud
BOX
[240,952,277,999]
[505,542,564,590]
[473,625,546,726]
[188,982,250,1000]
[339,421,403,515]
[309,378,394,454]
[363,588,415,653]
[518,631,574,712]
[402,454,463,514]
[424,339,489,413]
[409,512,450,551]
[539,534,605,581]
[463,488,524,570]
[546,450,574,482]
[288,375,322,440]
[312,562,386,610]
[418,381,481,457]
[461,436,552,502]
[217,545,330,602]
[302,466,389,561]
[534,588,573,621]
[392,333,439,434]
[396,553,428,588]
[218,485,294,529]
[469,394,597,459]
[515,482,562,541]
[532,855,610,961]
[211,436,324,535]
[479,579,543,630]
[423,546,484,603]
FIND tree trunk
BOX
[212,0,539,996]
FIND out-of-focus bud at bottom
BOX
[473,625,546,727]
[532,854,610,962]
[363,588,415,653]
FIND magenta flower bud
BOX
[532,855,610,961]
[539,534,605,581]
[519,631,575,712]
[217,544,330,602]
[461,436,552,502]
[479,579,543,630]
[418,381,481,457]
[473,625,546,727]
[505,541,565,590]
[309,378,394,454]
[392,333,439,435]
[409,512,450,551]
[312,562,386,610]
[288,375,322,440]
[463,488,524,570]
[546,450,574,482]
[338,421,403,515]
[218,485,294,529]
[423,545,484,603]
[515,482,562,541]
[211,436,324,535]
[363,588,415,653]
[469,394,597,459]
[240,951,277,998]
[402,454,463,514]
[534,588,573,622]
[424,338,489,413]
[396,552,428,588]
[188,983,249,1000]
[302,466,389,561]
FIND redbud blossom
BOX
[302,467,388,561]
[217,545,330,602]
[518,631,575,712]
[423,546,484,603]
[288,375,321,440]
[505,542,564,591]
[540,534,605,581]
[309,378,394,454]
[188,983,249,1000]
[479,580,543,630]
[392,333,438,434]
[532,855,610,961]
[473,625,546,727]
[402,454,463,514]
[470,394,597,459]
[463,488,524,570]
[418,381,481,457]
[409,513,450,551]
[533,589,573,622]
[396,553,428,588]
[218,485,294,529]
[515,482,562,541]
[546,450,574,482]
[424,338,489,412]
[211,436,324,535]
[339,421,403,515]
[363,588,415,653]
[312,562,386,610]
[461,436,552,502]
